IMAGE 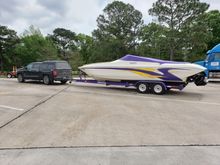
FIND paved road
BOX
[0,78,220,164]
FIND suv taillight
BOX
[52,69,58,77]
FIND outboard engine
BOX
[187,72,207,86]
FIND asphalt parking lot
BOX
[0,78,220,164]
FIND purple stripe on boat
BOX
[158,68,182,81]
[120,55,188,64]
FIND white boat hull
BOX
[79,55,206,83]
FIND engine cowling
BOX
[187,72,207,86]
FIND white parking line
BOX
[0,105,24,111]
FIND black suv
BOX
[17,61,72,85]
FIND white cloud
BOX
[0,0,219,36]
[202,0,220,10]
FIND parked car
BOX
[0,71,16,78]
[17,60,72,85]
[7,71,17,78]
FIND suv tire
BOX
[43,75,51,85]
[17,74,25,83]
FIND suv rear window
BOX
[56,62,71,69]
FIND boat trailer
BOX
[72,73,187,95]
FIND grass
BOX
[0,76,6,78]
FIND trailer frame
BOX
[73,75,187,95]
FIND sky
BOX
[0,0,219,36]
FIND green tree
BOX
[22,25,42,37]
[138,23,169,59]
[149,0,209,60]
[77,33,94,64]
[89,39,123,63]
[180,15,212,61]
[92,1,143,61]
[0,25,18,71]
[14,34,59,66]
[203,10,220,49]
[49,28,78,61]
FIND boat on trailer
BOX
[77,55,207,94]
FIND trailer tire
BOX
[152,83,166,95]
[136,82,148,93]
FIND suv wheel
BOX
[17,74,25,83]
[43,75,51,85]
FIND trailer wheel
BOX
[152,83,166,95]
[136,82,148,93]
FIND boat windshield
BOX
[120,55,186,64]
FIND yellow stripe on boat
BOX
[131,71,162,79]
[138,68,156,72]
